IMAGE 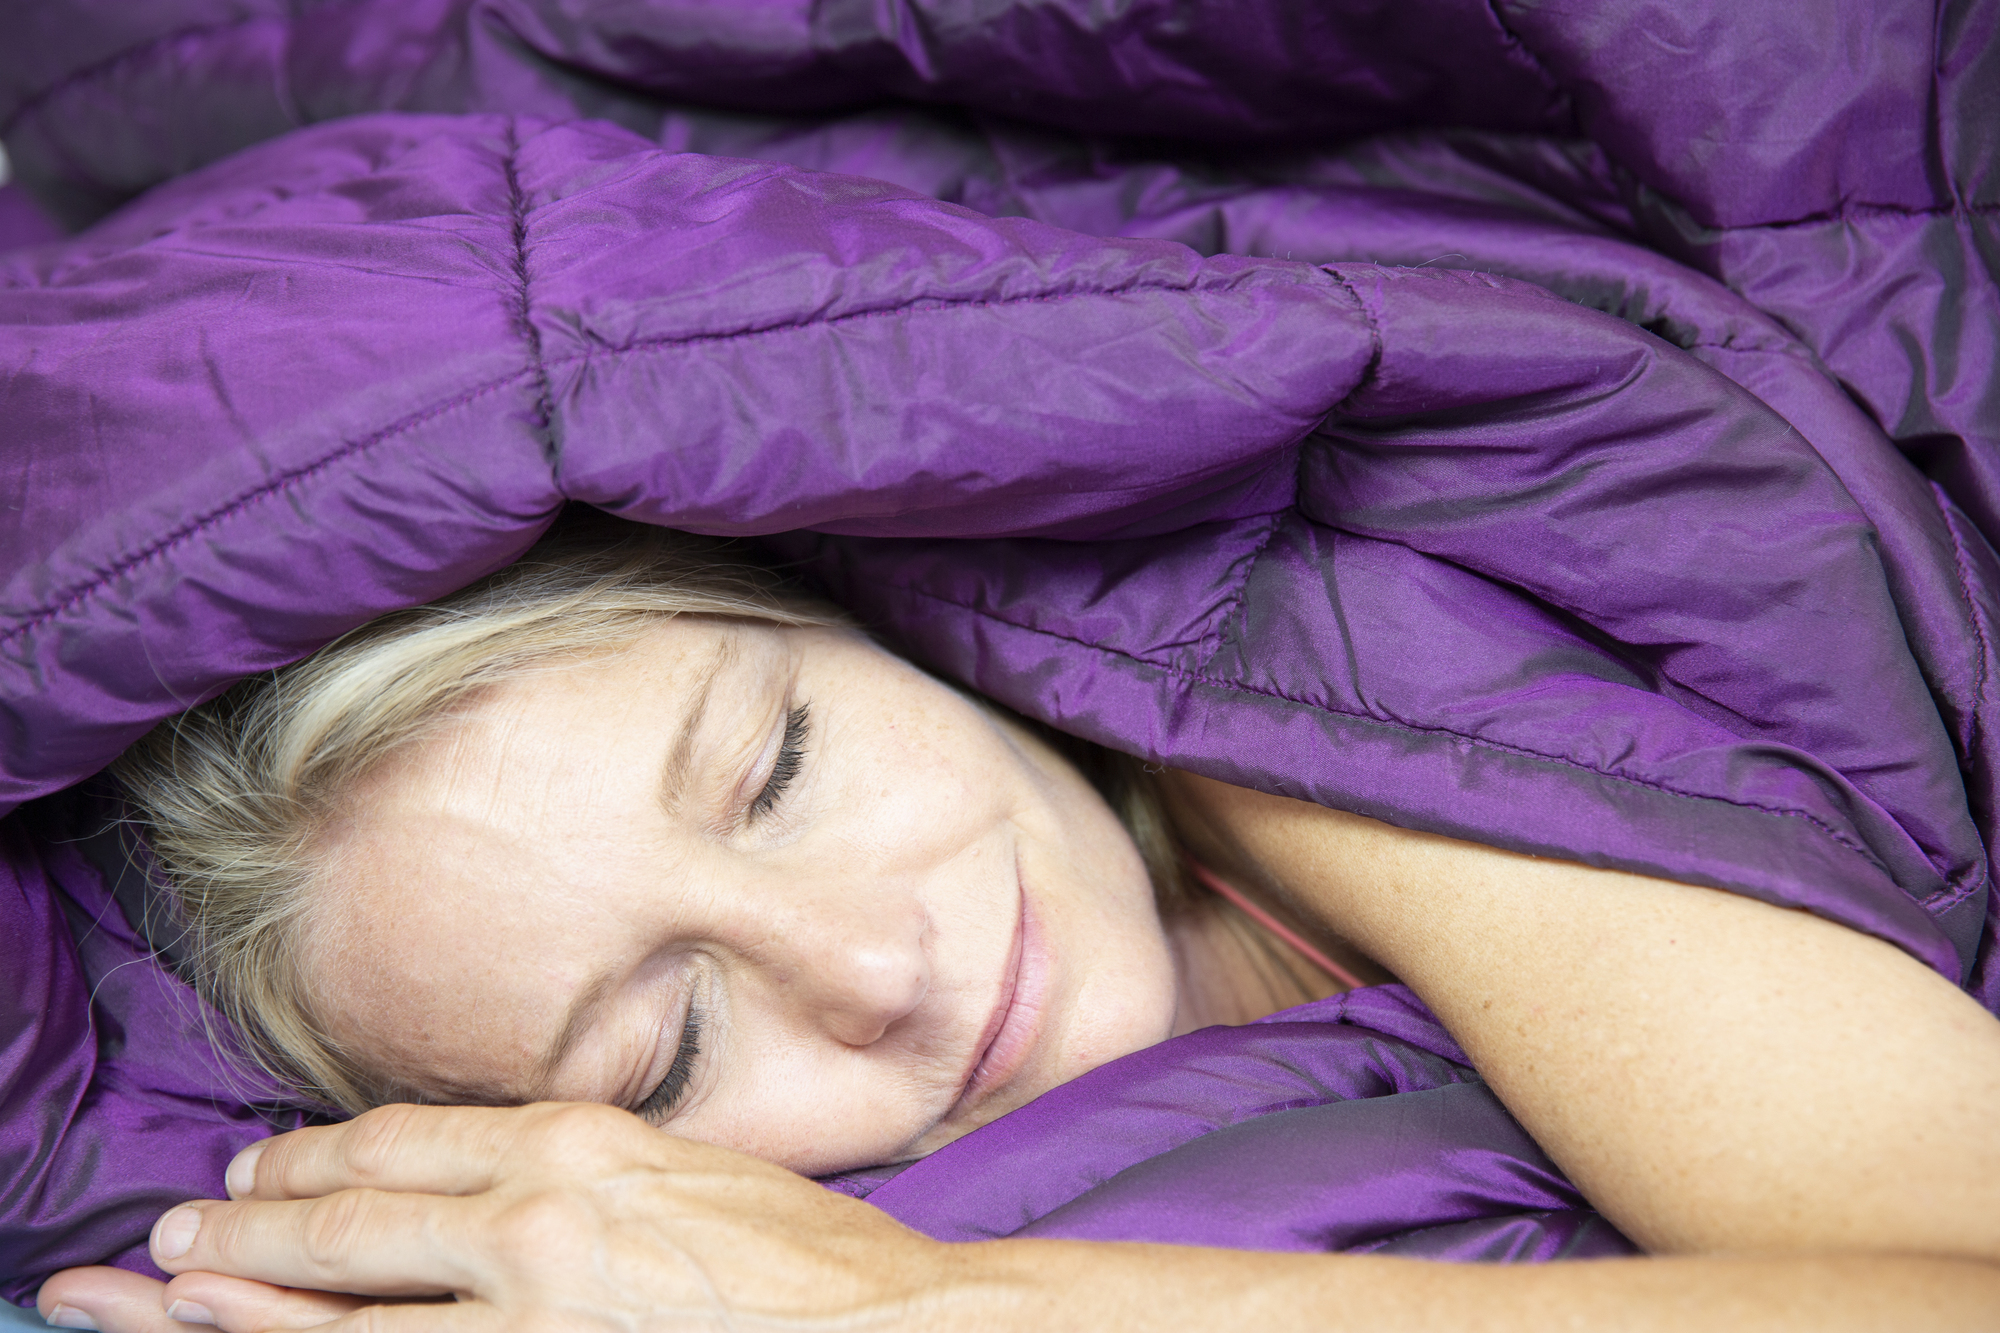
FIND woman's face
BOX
[307,620,1178,1174]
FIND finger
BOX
[150,1193,475,1297]
[315,1302,488,1333]
[229,1103,656,1202]
[160,1274,367,1332]
[226,1107,508,1202]
[36,1266,174,1333]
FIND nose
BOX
[808,935,932,1046]
[760,887,932,1047]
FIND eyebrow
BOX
[658,635,736,816]
[527,635,736,1100]
[528,969,617,1100]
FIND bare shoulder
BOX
[1162,769,2000,1263]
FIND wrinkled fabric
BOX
[0,188,58,252]
[3,0,1991,493]
[0,791,306,1295]
[2,0,1996,1303]
[827,987,1634,1260]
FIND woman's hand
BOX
[43,1102,957,1332]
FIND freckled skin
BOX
[309,620,1184,1173]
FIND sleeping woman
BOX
[35,517,2000,1331]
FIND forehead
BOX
[356,616,752,812]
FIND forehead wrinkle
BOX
[416,689,532,832]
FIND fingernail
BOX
[153,1206,203,1261]
[166,1299,217,1326]
[226,1138,267,1199]
[44,1306,98,1330]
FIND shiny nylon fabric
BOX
[2,0,1996,1300]
[3,0,1992,507]
[823,987,1635,1261]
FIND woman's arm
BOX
[1166,773,2000,1261]
[39,1103,2000,1333]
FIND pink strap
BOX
[1185,859,1367,991]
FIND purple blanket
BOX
[824,986,1632,1261]
[2,0,1995,1302]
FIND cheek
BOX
[1049,928,1179,1080]
[1019,789,1182,1073]
[683,1041,949,1174]
[824,706,1021,858]
[1033,871,1178,1077]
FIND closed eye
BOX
[749,703,809,820]
[635,1002,702,1123]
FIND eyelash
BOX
[749,703,810,820]
[635,1002,703,1123]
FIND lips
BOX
[955,860,1046,1113]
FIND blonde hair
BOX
[114,513,1191,1115]
[113,515,845,1111]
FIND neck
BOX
[1166,895,1347,1035]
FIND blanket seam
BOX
[1482,0,1566,100]
[1912,474,1992,912]
[0,368,536,650]
[1199,510,1288,678]
[502,120,557,463]
[1320,266,1383,413]
[1730,200,2000,228]
[1637,192,2000,237]
[0,274,1338,645]
[1677,337,1810,355]
[875,579,1902,881]
[1931,0,1963,216]
[555,270,1300,359]
[1931,483,1993,917]
[1937,486,1993,740]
